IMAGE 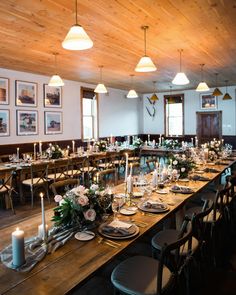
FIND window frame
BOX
[164,93,184,137]
[80,87,99,141]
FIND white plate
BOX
[195,170,204,174]
[156,189,168,194]
[133,192,144,198]
[120,208,137,215]
[74,231,95,241]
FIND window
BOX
[81,87,98,140]
[164,94,184,136]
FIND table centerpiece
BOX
[171,154,195,179]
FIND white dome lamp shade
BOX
[48,53,64,87]
[172,49,190,85]
[62,0,93,50]
[94,66,108,94]
[135,26,157,72]
[127,75,138,98]
[196,64,209,92]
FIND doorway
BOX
[196,111,222,144]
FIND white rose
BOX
[90,184,99,191]
[84,209,96,221]
[54,194,63,203]
[181,167,186,172]
[173,160,178,165]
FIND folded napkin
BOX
[190,175,210,181]
[144,200,166,209]
[102,225,130,235]
[171,185,193,193]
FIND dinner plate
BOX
[120,208,137,215]
[132,192,144,198]
[138,201,169,213]
[195,170,204,174]
[156,189,168,194]
[98,222,139,240]
[170,188,194,194]
[74,231,95,241]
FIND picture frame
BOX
[15,80,37,107]
[0,109,10,136]
[44,111,62,135]
[17,110,38,136]
[200,93,217,110]
[0,78,9,105]
[43,84,62,108]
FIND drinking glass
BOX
[111,198,120,220]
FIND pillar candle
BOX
[152,140,155,148]
[127,135,130,145]
[191,138,193,145]
[16,147,19,160]
[40,193,46,240]
[96,172,99,184]
[159,137,161,146]
[125,153,129,182]
[12,228,25,267]
[152,169,158,187]
[127,174,133,194]
[72,140,75,153]
[110,134,113,144]
[33,143,37,160]
[148,134,150,142]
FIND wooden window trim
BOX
[164,93,185,137]
[80,87,99,141]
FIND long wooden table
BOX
[0,159,234,295]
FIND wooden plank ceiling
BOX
[0,0,236,93]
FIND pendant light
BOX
[212,73,223,96]
[172,49,189,85]
[168,85,175,104]
[150,81,159,101]
[127,75,138,98]
[135,26,157,72]
[94,66,107,93]
[62,0,93,50]
[48,53,64,87]
[223,80,232,100]
[196,64,209,92]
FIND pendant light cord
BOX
[225,80,228,92]
[178,49,183,72]
[75,0,78,25]
[53,53,58,74]
[144,28,146,56]
[99,66,103,83]
[200,64,205,82]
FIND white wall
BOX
[0,68,141,145]
[143,86,236,135]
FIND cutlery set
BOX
[98,237,121,248]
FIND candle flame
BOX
[40,192,44,198]
[16,227,19,231]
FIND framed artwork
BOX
[17,110,38,136]
[44,84,62,108]
[200,93,217,110]
[15,80,37,107]
[44,111,62,134]
[0,78,9,105]
[0,109,10,136]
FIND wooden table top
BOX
[0,159,234,295]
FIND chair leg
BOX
[9,190,15,214]
[30,186,34,208]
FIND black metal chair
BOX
[111,227,193,295]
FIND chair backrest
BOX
[50,178,78,196]
[48,159,69,181]
[0,169,14,193]
[29,162,49,186]
[213,183,231,221]
[97,168,118,186]
[157,226,193,295]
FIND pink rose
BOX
[54,194,63,203]
[77,195,89,206]
[84,209,96,221]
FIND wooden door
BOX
[196,111,222,144]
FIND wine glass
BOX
[111,198,120,220]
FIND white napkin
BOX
[109,220,132,229]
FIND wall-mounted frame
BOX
[0,78,9,105]
[43,84,62,108]
[15,80,37,107]
[200,93,217,110]
[17,110,38,136]
[44,111,62,134]
[0,109,10,136]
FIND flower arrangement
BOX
[204,139,223,161]
[46,144,63,159]
[132,138,143,148]
[171,154,195,178]
[94,140,107,152]
[162,139,181,150]
[52,184,107,228]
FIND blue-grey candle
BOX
[12,228,25,267]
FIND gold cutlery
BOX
[98,237,121,248]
